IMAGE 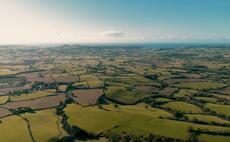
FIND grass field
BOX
[161,102,202,113]
[205,103,230,116]
[10,89,56,101]
[64,104,230,140]
[174,89,197,98]
[80,74,104,88]
[213,93,230,100]
[175,82,226,90]
[185,114,230,125]
[198,134,230,142]
[0,116,32,142]
[194,97,218,103]
[159,87,178,96]
[23,109,67,142]
[154,98,172,103]
[0,96,9,104]
[105,86,148,104]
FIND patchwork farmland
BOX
[0,45,229,142]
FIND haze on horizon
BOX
[0,0,230,45]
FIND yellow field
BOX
[80,74,104,88]
[10,89,56,101]
[0,96,9,104]
[0,69,16,75]
[23,109,67,142]
[58,85,67,92]
[73,81,88,88]
[0,116,32,142]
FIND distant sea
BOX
[82,43,230,48]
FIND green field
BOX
[186,114,230,125]
[198,134,230,142]
[174,89,196,98]
[64,104,230,140]
[105,86,148,104]
[161,101,202,113]
[10,90,56,101]
[23,109,67,142]
[205,103,230,116]
[175,82,226,90]
[194,97,218,103]
[154,98,172,103]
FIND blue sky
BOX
[0,0,230,44]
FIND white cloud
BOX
[101,30,125,38]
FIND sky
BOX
[0,0,230,44]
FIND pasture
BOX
[10,89,56,102]
[105,86,147,104]
[205,103,230,116]
[64,104,230,140]
[161,101,202,113]
[175,82,226,90]
[23,109,67,142]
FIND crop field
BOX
[174,89,197,98]
[58,85,67,92]
[0,45,229,141]
[73,81,89,88]
[135,85,159,95]
[175,82,226,90]
[23,109,67,142]
[194,97,218,103]
[185,114,230,125]
[161,101,202,113]
[0,69,16,75]
[64,104,230,140]
[72,89,103,106]
[0,107,11,118]
[205,103,230,116]
[105,86,147,104]
[10,89,56,102]
[4,94,65,110]
[198,134,230,142]
[213,93,230,100]
[159,87,178,96]
[0,96,9,104]
[0,116,32,142]
[154,98,172,103]
[80,74,104,88]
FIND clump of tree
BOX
[10,107,34,115]
[106,132,185,142]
